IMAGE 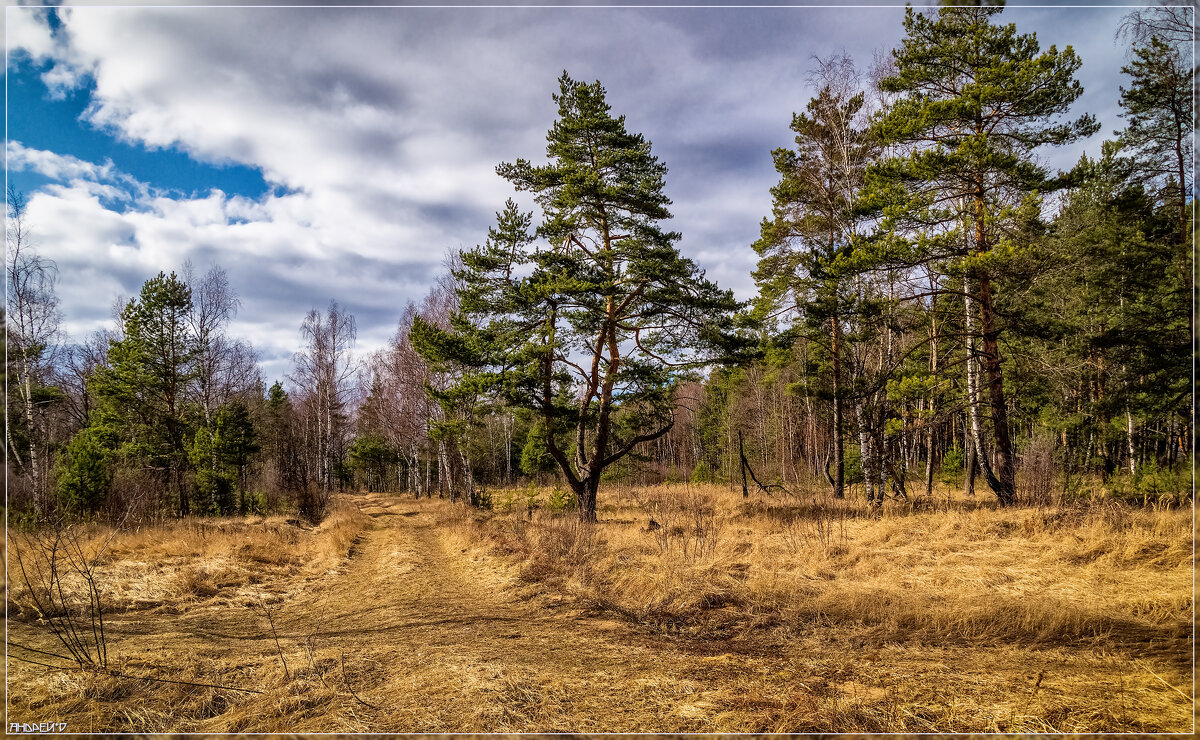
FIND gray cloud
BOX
[8,3,1139,386]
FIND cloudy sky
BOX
[6,1,1140,383]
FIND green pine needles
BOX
[413,73,740,521]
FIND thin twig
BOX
[341,651,379,709]
[1141,662,1194,704]
[7,640,76,662]
[259,600,291,680]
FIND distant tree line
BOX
[4,2,1190,524]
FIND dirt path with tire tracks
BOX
[7,493,808,732]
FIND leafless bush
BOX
[1016,433,1057,507]
[533,514,599,564]
[10,517,115,668]
[9,488,149,669]
[780,499,848,557]
[297,485,330,524]
[105,467,161,525]
[6,474,36,517]
[633,485,721,561]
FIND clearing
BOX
[5,490,1194,732]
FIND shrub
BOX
[56,428,113,514]
[547,486,573,513]
[523,482,542,510]
[941,445,964,486]
[1109,459,1190,506]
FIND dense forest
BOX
[5,3,1192,526]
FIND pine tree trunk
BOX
[964,286,1003,499]
[830,316,845,498]
[579,476,600,523]
[977,271,1016,505]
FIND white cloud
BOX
[7,141,112,181]
[6,6,57,62]
[7,5,1135,382]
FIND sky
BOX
[5,1,1145,384]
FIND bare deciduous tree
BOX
[185,262,260,420]
[6,187,62,513]
[290,301,356,518]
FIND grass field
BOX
[5,483,1194,732]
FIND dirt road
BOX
[9,493,807,732]
[286,492,793,731]
[6,492,1190,732]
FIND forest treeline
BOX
[5,3,1192,524]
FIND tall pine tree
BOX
[414,73,739,521]
[861,4,1098,504]
[92,272,197,516]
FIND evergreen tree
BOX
[414,73,740,521]
[1116,28,1194,348]
[92,272,197,516]
[264,380,306,495]
[754,60,877,499]
[55,426,115,514]
[1119,36,1194,238]
[519,421,555,478]
[1028,148,1190,477]
[861,4,1098,504]
[191,400,259,514]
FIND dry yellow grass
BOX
[460,484,1191,646]
[4,486,1194,732]
[446,482,1194,731]
[9,498,370,618]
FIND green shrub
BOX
[470,486,493,510]
[497,488,517,513]
[56,428,113,514]
[547,485,573,513]
[1109,459,1190,506]
[844,447,864,486]
[523,482,542,510]
[941,445,964,485]
[244,490,269,515]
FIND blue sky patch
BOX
[6,60,270,201]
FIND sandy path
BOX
[7,493,789,732]
[264,492,770,731]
